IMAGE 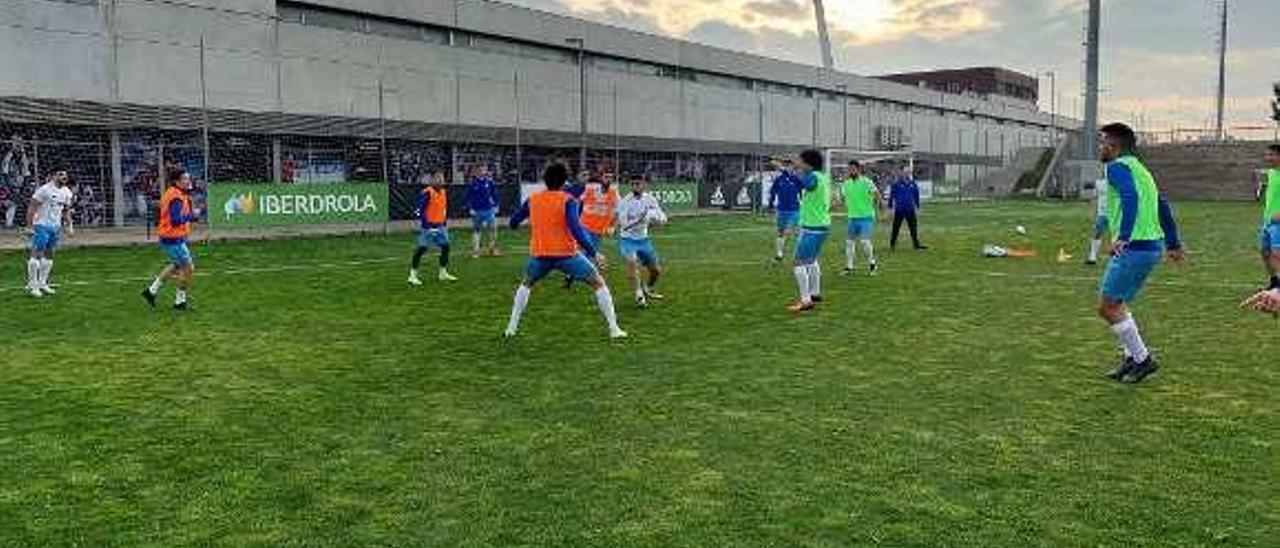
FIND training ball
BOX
[1015,225,1027,235]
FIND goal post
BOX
[823,149,916,207]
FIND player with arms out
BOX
[409,172,459,286]
[140,169,202,310]
[840,160,881,276]
[1094,123,1185,384]
[788,149,832,313]
[768,157,803,262]
[617,175,668,308]
[24,169,73,297]
[467,164,502,258]
[505,164,626,339]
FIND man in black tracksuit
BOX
[889,168,927,250]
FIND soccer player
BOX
[140,169,201,310]
[580,171,620,267]
[505,164,626,339]
[617,175,668,308]
[1086,178,1110,265]
[566,169,591,200]
[24,169,73,297]
[889,166,927,250]
[768,158,802,261]
[788,149,832,313]
[467,164,502,258]
[840,160,881,276]
[1255,144,1280,289]
[1094,123,1185,384]
[409,172,458,285]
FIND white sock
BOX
[775,237,786,257]
[808,263,822,297]
[148,277,164,295]
[635,286,645,299]
[506,285,531,333]
[175,289,188,305]
[38,258,52,287]
[26,258,39,289]
[845,240,856,269]
[1089,239,1102,262]
[1110,316,1149,363]
[594,286,620,331]
[861,240,876,265]
[793,265,810,303]
[409,268,419,278]
[472,233,481,253]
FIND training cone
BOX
[1057,248,1073,263]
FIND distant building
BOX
[878,68,1039,105]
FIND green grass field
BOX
[2,201,1277,547]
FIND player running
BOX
[24,169,73,297]
[840,160,881,276]
[467,164,502,258]
[1094,123,1185,384]
[580,171,620,267]
[505,164,626,339]
[1086,178,1110,265]
[1255,144,1280,290]
[768,158,802,261]
[409,172,459,286]
[617,175,668,308]
[140,169,201,310]
[788,149,832,313]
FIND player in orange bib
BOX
[408,171,458,285]
[140,169,201,311]
[579,171,620,266]
[505,164,626,339]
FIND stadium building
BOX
[0,0,1067,228]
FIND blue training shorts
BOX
[1259,223,1280,253]
[1100,247,1163,303]
[525,254,599,283]
[619,237,660,267]
[31,224,60,253]
[846,217,875,239]
[161,241,193,267]
[1094,215,1110,236]
[418,227,450,248]
[776,210,799,231]
[471,208,497,230]
[795,228,829,263]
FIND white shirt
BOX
[1095,179,1108,217]
[617,192,666,240]
[31,183,73,228]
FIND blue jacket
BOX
[467,176,498,212]
[889,179,920,212]
[769,170,802,212]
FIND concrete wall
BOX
[0,0,1062,156]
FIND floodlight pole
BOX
[1082,0,1101,158]
[566,37,587,170]
[813,0,834,71]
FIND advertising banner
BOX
[647,181,698,213]
[700,181,758,211]
[208,183,389,227]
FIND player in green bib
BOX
[840,161,882,276]
[1256,144,1280,290]
[1095,123,1185,384]
[788,149,831,313]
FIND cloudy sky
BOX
[504,0,1278,138]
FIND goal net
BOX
[823,149,915,208]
